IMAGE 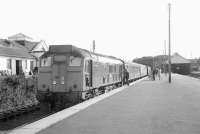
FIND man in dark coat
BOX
[152,69,156,80]
[124,69,129,85]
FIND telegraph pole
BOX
[164,40,167,56]
[92,40,95,53]
[163,40,166,74]
[164,40,167,75]
[168,3,172,83]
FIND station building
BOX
[167,53,191,75]
[189,59,200,72]
[0,33,48,76]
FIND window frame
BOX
[7,59,12,69]
[68,56,82,67]
[40,56,52,67]
[25,60,28,69]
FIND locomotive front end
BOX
[38,45,84,110]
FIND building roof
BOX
[0,39,35,59]
[8,33,33,41]
[171,53,190,64]
[189,59,199,63]
[7,33,49,52]
[15,40,39,51]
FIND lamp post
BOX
[168,3,172,83]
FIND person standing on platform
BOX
[124,69,129,85]
[125,70,129,85]
[152,69,156,80]
[158,68,161,80]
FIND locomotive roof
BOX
[41,45,122,64]
[124,61,142,67]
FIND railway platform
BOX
[8,74,200,134]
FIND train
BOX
[37,45,151,110]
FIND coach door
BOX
[52,55,66,92]
[85,60,92,87]
[88,60,92,87]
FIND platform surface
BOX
[38,74,200,134]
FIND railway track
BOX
[0,97,96,131]
[0,102,54,131]
[0,88,115,131]
[188,72,200,79]
[0,96,91,131]
[0,86,110,131]
[0,77,145,132]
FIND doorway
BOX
[16,60,22,75]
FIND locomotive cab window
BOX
[54,55,66,62]
[41,56,52,67]
[69,56,82,66]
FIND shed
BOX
[167,53,191,75]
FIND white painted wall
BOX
[0,57,9,70]
[0,56,36,75]
[12,59,16,74]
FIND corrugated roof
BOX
[171,53,190,64]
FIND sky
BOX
[0,0,200,60]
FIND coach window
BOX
[109,65,113,73]
[85,60,89,72]
[114,65,117,73]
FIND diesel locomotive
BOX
[37,45,150,110]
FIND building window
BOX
[25,60,28,69]
[42,47,45,51]
[7,59,12,69]
[30,61,34,70]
